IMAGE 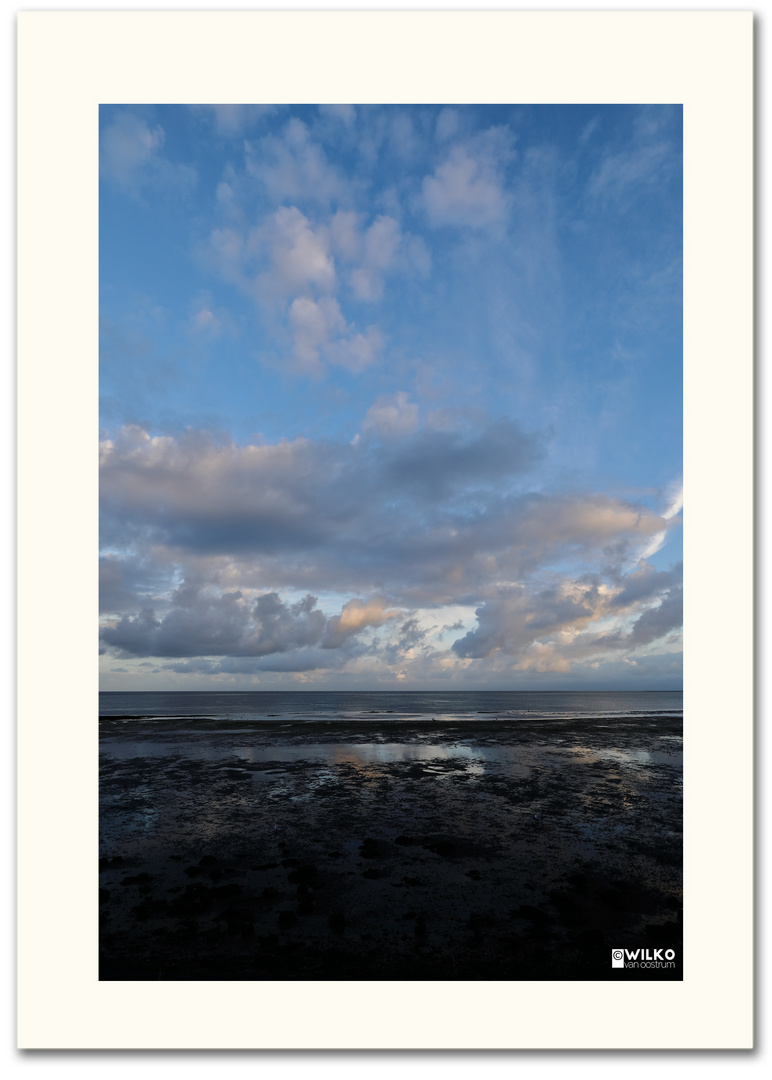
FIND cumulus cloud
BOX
[190,104,280,137]
[380,419,545,502]
[321,597,400,649]
[188,292,234,340]
[99,422,673,626]
[323,211,431,301]
[435,108,461,142]
[288,295,346,376]
[327,210,363,261]
[422,128,514,229]
[204,205,397,376]
[101,113,163,187]
[319,104,356,126]
[99,553,173,616]
[245,118,345,206]
[99,106,683,687]
[453,564,682,673]
[101,111,195,197]
[453,581,603,661]
[101,584,394,663]
[258,206,336,299]
[287,297,382,376]
[362,392,420,440]
[349,216,402,300]
[325,325,383,374]
[348,215,430,301]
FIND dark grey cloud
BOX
[100,417,543,553]
[453,564,682,666]
[99,554,175,615]
[99,421,680,675]
[101,584,396,663]
[453,584,596,661]
[594,582,683,652]
[158,652,341,676]
[99,423,669,609]
[380,419,544,501]
[605,561,682,611]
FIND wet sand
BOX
[99,714,682,980]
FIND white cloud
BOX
[586,110,678,204]
[422,129,513,229]
[327,210,363,261]
[326,326,383,374]
[204,204,392,377]
[322,597,400,648]
[453,566,682,671]
[328,213,431,301]
[662,480,683,519]
[101,113,164,189]
[258,206,336,299]
[101,585,399,664]
[389,111,418,159]
[319,104,356,126]
[288,296,346,376]
[189,292,233,339]
[350,216,402,300]
[246,117,345,205]
[435,108,460,142]
[634,479,683,563]
[286,297,382,376]
[588,143,669,201]
[192,104,279,137]
[100,423,665,609]
[194,308,218,332]
[101,111,195,197]
[362,392,419,440]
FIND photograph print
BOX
[98,104,683,981]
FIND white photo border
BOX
[17,9,753,1049]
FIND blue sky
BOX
[99,104,682,690]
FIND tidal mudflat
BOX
[99,713,682,980]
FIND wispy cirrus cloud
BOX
[586,107,680,206]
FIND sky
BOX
[99,104,682,691]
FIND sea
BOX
[99,689,682,725]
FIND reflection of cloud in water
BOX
[568,744,682,769]
[100,738,535,790]
[238,742,487,766]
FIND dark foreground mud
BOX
[99,715,682,980]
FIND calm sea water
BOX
[99,690,682,725]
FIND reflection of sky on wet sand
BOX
[567,745,683,769]
[101,741,682,926]
[100,738,536,791]
[100,736,682,808]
